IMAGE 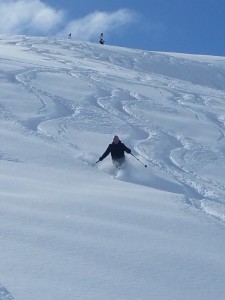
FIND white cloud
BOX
[0,1,137,40]
[59,9,137,41]
[0,0,64,35]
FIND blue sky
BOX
[0,0,225,56]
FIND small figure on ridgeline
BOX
[68,33,72,39]
[99,33,105,45]
[99,135,131,167]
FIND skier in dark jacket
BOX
[99,135,131,166]
[99,33,105,44]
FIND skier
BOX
[68,33,72,39]
[99,33,105,45]
[99,135,131,166]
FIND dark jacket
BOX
[100,141,131,161]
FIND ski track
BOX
[0,284,15,300]
[2,36,225,223]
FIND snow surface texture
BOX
[0,35,225,300]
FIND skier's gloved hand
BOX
[99,157,103,161]
[127,149,131,154]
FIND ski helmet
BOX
[113,135,119,144]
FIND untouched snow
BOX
[0,35,225,300]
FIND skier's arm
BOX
[99,145,111,161]
[123,144,131,154]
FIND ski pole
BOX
[93,160,100,166]
[131,153,147,168]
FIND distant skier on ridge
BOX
[99,33,105,45]
[99,135,131,167]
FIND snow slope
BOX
[0,35,225,300]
